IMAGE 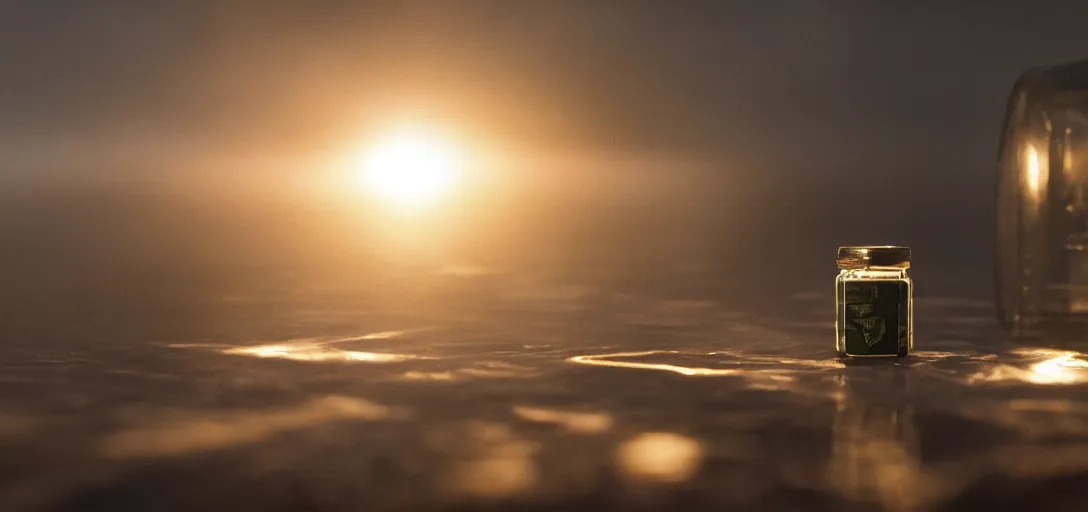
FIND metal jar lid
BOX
[836,245,911,269]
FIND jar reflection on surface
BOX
[827,371,928,511]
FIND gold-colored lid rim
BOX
[836,245,911,269]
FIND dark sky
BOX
[3,0,1086,179]
[2,0,1088,332]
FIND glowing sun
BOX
[357,127,461,204]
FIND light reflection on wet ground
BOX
[100,395,400,459]
[222,342,422,363]
[2,289,1088,511]
[967,348,1088,385]
[512,406,613,435]
[616,432,703,483]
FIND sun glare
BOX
[358,128,461,204]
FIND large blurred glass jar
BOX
[997,59,1088,339]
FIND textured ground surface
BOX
[2,265,1087,512]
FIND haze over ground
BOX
[3,1,1088,342]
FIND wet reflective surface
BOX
[3,270,1088,512]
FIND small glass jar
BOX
[835,246,913,357]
